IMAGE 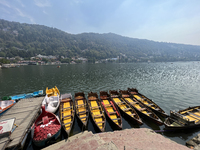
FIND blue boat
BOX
[11,94,26,100]
[2,90,44,101]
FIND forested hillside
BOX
[1,19,200,62]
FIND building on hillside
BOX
[77,57,88,63]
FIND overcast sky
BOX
[0,0,200,45]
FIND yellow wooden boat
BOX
[59,93,75,137]
[100,91,122,130]
[128,88,168,117]
[120,90,163,125]
[164,106,200,130]
[74,92,89,129]
[109,90,143,125]
[87,92,106,132]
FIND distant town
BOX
[0,54,122,68]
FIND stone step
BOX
[43,128,190,150]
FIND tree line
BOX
[1,19,200,63]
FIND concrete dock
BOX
[43,128,190,150]
[0,96,44,150]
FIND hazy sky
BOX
[0,0,200,45]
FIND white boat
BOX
[42,86,60,114]
[42,95,60,114]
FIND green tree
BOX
[0,52,5,57]
[0,58,10,64]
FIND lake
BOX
[1,61,200,149]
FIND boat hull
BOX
[59,93,75,137]
[1,90,43,101]
[100,91,122,130]
[109,90,143,125]
[33,129,61,147]
[164,106,200,131]
[74,92,89,129]
[128,88,168,117]
[88,92,106,132]
[32,106,61,147]
[120,90,163,125]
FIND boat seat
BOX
[104,104,112,107]
[122,108,132,111]
[187,112,200,119]
[112,118,121,121]
[61,98,71,102]
[116,102,125,105]
[88,97,97,100]
[42,116,49,124]
[63,114,73,119]
[145,112,152,115]
[63,121,73,126]
[100,96,108,99]
[138,108,146,111]
[96,121,105,124]
[94,114,103,118]
[77,110,88,114]
[76,104,86,107]
[91,106,100,109]
[111,95,118,98]
[109,111,117,115]
[129,113,136,116]
[51,101,58,107]
[80,116,88,119]
[130,102,139,105]
[147,103,154,106]
[154,108,160,111]
[62,106,73,111]
[122,94,129,98]
[75,97,84,100]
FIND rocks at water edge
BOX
[186,133,200,150]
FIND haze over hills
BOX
[1,19,200,62]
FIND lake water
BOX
[1,61,200,149]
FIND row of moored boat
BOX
[1,87,200,148]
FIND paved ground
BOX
[43,128,190,150]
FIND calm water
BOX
[1,61,200,149]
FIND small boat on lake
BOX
[128,88,168,117]
[109,90,143,125]
[59,93,75,137]
[0,100,16,114]
[32,106,61,147]
[42,87,60,113]
[74,92,89,129]
[87,92,106,132]
[100,91,122,130]
[1,90,43,101]
[120,90,163,125]
[164,106,200,130]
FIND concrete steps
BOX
[43,128,190,150]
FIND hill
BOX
[1,19,200,62]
